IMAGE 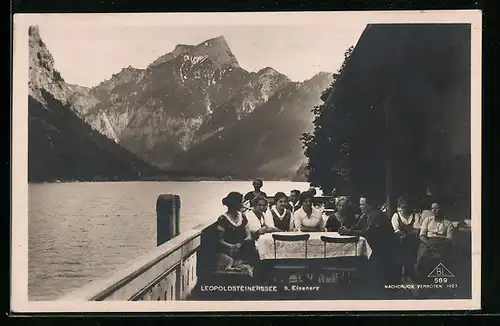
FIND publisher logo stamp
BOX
[428,262,455,285]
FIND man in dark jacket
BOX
[339,195,399,296]
[243,179,267,209]
[287,189,301,213]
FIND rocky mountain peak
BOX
[198,35,229,50]
[172,44,194,55]
[309,71,332,81]
[298,71,333,88]
[255,67,291,89]
[29,25,54,76]
[28,25,71,107]
[148,44,193,68]
[29,27,332,180]
[94,65,143,92]
[148,35,238,70]
[113,65,141,76]
[257,67,280,75]
[28,25,41,40]
[191,35,239,69]
[116,65,143,79]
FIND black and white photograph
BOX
[11,11,481,312]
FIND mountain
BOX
[170,72,333,179]
[28,26,73,106]
[194,67,291,144]
[74,36,291,168]
[293,161,309,182]
[28,26,162,182]
[29,25,332,181]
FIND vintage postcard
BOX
[11,10,482,313]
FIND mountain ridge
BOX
[69,33,294,166]
[28,25,332,181]
[28,25,164,182]
[171,72,333,179]
[148,35,239,71]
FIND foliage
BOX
[301,46,356,197]
[302,36,471,212]
[302,44,426,206]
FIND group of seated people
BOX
[213,180,326,278]
[214,178,467,287]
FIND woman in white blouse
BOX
[246,195,281,240]
[391,196,421,238]
[292,192,325,232]
[391,196,421,277]
[269,192,293,231]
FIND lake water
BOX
[28,180,310,300]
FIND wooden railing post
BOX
[156,194,181,247]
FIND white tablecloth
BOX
[256,232,372,260]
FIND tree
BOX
[302,31,471,215]
[302,44,423,207]
[301,46,356,197]
[302,44,431,207]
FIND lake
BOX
[28,180,310,300]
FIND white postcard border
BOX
[12,10,482,312]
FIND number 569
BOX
[434,277,448,284]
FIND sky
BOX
[26,13,368,87]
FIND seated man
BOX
[415,199,455,281]
[287,189,302,213]
[339,195,399,287]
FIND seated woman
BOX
[306,188,324,210]
[392,196,421,236]
[292,191,325,232]
[324,197,337,211]
[215,192,256,277]
[325,196,358,232]
[269,192,293,232]
[391,196,421,277]
[415,199,455,281]
[246,195,282,240]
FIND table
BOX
[256,232,372,260]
